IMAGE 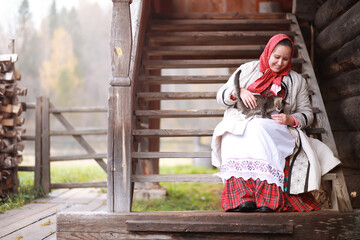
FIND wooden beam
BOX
[135,109,224,118]
[126,219,294,234]
[34,97,42,190]
[49,106,107,113]
[316,1,360,56]
[41,97,50,195]
[51,181,106,189]
[50,129,107,136]
[314,0,357,31]
[320,69,360,102]
[50,153,107,161]
[325,96,360,132]
[108,87,133,212]
[333,131,360,169]
[50,103,107,172]
[152,12,287,20]
[149,19,292,31]
[320,35,360,78]
[133,129,213,137]
[131,174,221,183]
[132,152,211,159]
[57,211,360,239]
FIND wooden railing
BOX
[20,97,107,195]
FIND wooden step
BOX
[135,109,224,118]
[137,92,216,100]
[133,129,213,137]
[145,45,265,57]
[126,219,294,234]
[135,109,319,117]
[150,19,292,32]
[143,58,304,69]
[133,128,325,138]
[138,73,308,85]
[148,31,296,45]
[131,174,220,183]
[138,75,228,85]
[153,12,287,20]
[145,45,300,57]
[132,152,211,159]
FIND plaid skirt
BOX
[221,157,320,212]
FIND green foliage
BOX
[1,164,223,213]
[132,165,223,211]
[50,164,106,183]
[39,27,84,106]
[0,172,40,214]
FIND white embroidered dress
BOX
[211,61,311,190]
[216,117,295,190]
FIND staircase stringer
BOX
[287,13,352,212]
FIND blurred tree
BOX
[17,0,43,100]
[39,27,83,106]
[49,0,58,36]
[77,1,111,106]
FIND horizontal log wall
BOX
[312,0,360,208]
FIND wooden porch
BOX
[0,188,106,240]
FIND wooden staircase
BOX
[130,10,352,212]
[56,3,358,240]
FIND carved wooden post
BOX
[108,0,133,212]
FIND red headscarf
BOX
[247,34,294,96]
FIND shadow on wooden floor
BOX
[0,188,106,240]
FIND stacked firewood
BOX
[0,53,27,202]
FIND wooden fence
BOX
[19,96,107,195]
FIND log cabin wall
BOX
[294,0,360,208]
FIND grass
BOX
[1,163,224,213]
[132,165,223,211]
[0,172,40,214]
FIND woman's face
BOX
[268,45,292,73]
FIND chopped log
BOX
[320,69,360,102]
[319,35,360,78]
[0,103,23,115]
[16,117,25,126]
[0,50,25,198]
[316,1,360,56]
[0,54,18,63]
[16,87,27,96]
[4,83,16,97]
[314,0,358,31]
[1,143,25,153]
[325,96,360,131]
[0,71,14,81]
[333,131,360,169]
[1,118,15,127]
[14,69,21,80]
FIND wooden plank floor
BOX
[0,188,107,240]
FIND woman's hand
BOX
[240,88,257,109]
[271,114,295,126]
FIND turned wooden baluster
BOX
[108,0,133,212]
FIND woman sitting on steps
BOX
[211,34,341,213]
